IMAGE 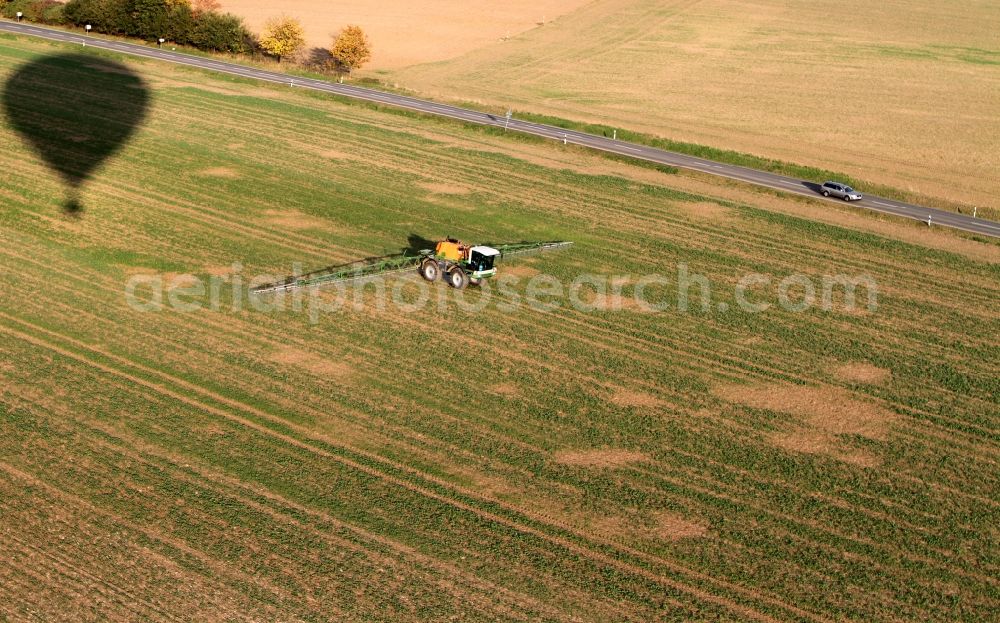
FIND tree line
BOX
[258,16,370,74]
[1,0,372,71]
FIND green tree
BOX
[64,0,248,52]
[126,0,169,40]
[63,0,130,35]
[330,24,371,75]
[39,0,65,23]
[2,0,66,24]
[257,15,304,62]
[190,11,251,53]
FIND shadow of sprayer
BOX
[1,53,150,214]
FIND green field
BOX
[1,36,998,621]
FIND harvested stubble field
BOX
[1,35,999,621]
[216,0,589,69]
[392,0,1000,210]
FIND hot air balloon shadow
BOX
[1,53,150,214]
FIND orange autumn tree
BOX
[259,16,305,63]
[330,25,372,75]
[191,0,220,14]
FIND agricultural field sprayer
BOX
[251,239,572,294]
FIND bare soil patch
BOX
[592,511,707,542]
[197,167,241,179]
[675,201,735,222]
[833,305,875,319]
[262,209,335,231]
[834,362,891,385]
[203,265,238,277]
[600,294,647,312]
[715,383,897,465]
[574,286,646,313]
[553,449,649,469]
[163,273,202,288]
[0,361,15,392]
[491,383,520,398]
[268,345,352,377]
[459,470,522,500]
[502,265,541,279]
[610,389,664,409]
[314,149,353,160]
[654,511,709,540]
[121,267,201,287]
[419,181,471,195]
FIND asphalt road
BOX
[3,20,999,239]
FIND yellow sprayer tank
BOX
[435,238,467,261]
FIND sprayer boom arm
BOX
[251,240,572,294]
